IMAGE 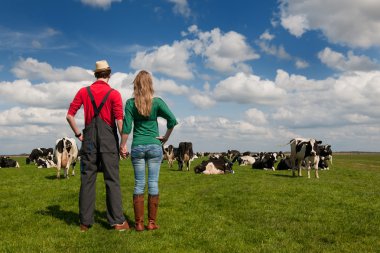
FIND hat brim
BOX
[94,67,111,73]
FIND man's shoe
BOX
[114,221,130,231]
[80,224,90,232]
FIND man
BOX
[66,60,129,232]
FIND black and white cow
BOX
[289,138,322,178]
[232,155,256,166]
[227,149,240,160]
[163,145,179,169]
[318,144,333,170]
[0,156,20,168]
[276,156,292,170]
[26,148,54,165]
[252,152,277,171]
[54,137,79,179]
[194,156,234,174]
[36,154,56,169]
[177,142,194,171]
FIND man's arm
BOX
[66,114,83,142]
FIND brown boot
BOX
[133,194,144,232]
[147,194,159,230]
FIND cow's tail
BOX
[276,139,295,147]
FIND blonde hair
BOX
[133,70,154,117]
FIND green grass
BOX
[0,154,379,253]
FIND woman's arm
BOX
[156,127,174,145]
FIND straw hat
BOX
[94,60,111,73]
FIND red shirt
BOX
[67,80,123,127]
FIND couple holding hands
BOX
[66,60,177,232]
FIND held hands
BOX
[119,145,129,159]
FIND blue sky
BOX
[0,0,380,154]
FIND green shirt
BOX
[122,97,178,147]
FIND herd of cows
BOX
[0,137,332,179]
[164,138,333,178]
[0,137,79,179]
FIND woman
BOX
[120,70,177,231]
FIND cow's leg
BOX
[315,163,319,179]
[307,164,311,179]
[64,166,69,179]
[291,157,296,176]
[56,159,61,179]
[297,161,302,177]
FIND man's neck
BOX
[97,77,109,83]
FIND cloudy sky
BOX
[1,0,380,154]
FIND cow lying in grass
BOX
[194,156,234,174]
[0,156,20,168]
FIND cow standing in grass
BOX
[54,137,78,179]
[289,138,322,178]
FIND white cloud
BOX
[11,58,93,82]
[188,93,216,109]
[244,108,268,125]
[193,28,259,73]
[80,0,121,9]
[167,0,191,18]
[279,0,380,48]
[257,41,291,60]
[343,113,371,124]
[259,31,275,41]
[0,27,63,51]
[0,79,89,109]
[272,69,380,128]
[280,14,309,37]
[130,41,194,80]
[213,72,286,105]
[154,78,190,95]
[131,26,259,79]
[0,71,135,110]
[0,107,70,126]
[295,59,309,69]
[318,47,379,71]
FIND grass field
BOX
[0,154,379,253]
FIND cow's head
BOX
[309,139,322,156]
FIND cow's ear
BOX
[317,140,322,144]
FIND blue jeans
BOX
[131,144,163,195]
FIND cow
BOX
[232,155,256,166]
[36,154,56,169]
[163,145,178,169]
[26,148,54,165]
[0,156,20,168]
[318,144,333,170]
[276,156,292,170]
[227,149,240,160]
[194,156,234,174]
[252,152,277,171]
[54,137,79,179]
[289,138,322,178]
[177,142,194,171]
